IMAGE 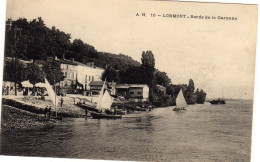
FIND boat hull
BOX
[210,100,226,104]
[90,112,122,119]
[77,103,99,112]
[172,107,186,111]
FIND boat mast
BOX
[54,79,57,118]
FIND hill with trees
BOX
[4,17,206,106]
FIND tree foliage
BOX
[141,51,155,88]
[155,70,171,86]
[24,62,45,86]
[101,66,120,82]
[42,60,64,85]
[195,89,207,104]
[3,59,26,95]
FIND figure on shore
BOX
[48,106,52,119]
[2,87,6,95]
[60,97,63,107]
[6,86,9,95]
[73,97,75,105]
[44,106,49,118]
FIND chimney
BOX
[62,54,65,60]
[54,56,58,60]
[70,58,74,62]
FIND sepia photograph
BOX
[0,0,259,161]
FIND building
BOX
[115,84,149,102]
[89,81,106,95]
[128,84,149,101]
[48,57,105,91]
[89,81,116,95]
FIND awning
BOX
[21,80,33,88]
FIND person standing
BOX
[6,86,9,95]
[48,106,52,119]
[2,86,5,95]
[60,97,63,107]
[44,106,48,118]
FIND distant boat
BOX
[90,80,122,119]
[210,88,226,105]
[173,89,188,111]
[210,98,226,105]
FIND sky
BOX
[4,0,258,99]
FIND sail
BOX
[101,90,113,110]
[176,89,188,108]
[96,80,106,110]
[44,78,58,106]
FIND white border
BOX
[0,0,259,162]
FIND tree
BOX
[196,89,207,104]
[24,62,45,95]
[155,70,171,86]
[141,50,155,88]
[184,79,196,104]
[101,66,120,82]
[42,60,64,85]
[187,79,195,93]
[3,59,26,95]
[119,66,143,84]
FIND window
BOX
[92,76,94,81]
[89,76,91,81]
[137,92,141,95]
[64,72,67,78]
[66,65,69,70]
[130,92,134,95]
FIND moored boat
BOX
[210,98,226,104]
[76,102,99,112]
[90,111,122,119]
[90,80,122,119]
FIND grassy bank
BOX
[1,105,60,132]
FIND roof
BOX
[129,84,148,88]
[58,58,104,70]
[116,84,129,89]
[89,81,105,86]
[116,84,149,88]
[5,57,32,68]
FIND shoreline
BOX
[1,105,60,133]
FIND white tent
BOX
[21,80,33,88]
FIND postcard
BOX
[0,0,258,161]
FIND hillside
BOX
[5,17,140,73]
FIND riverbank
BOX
[2,95,86,117]
[1,95,156,132]
[1,105,60,132]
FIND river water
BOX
[0,100,253,161]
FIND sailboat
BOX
[90,81,122,119]
[44,78,62,120]
[173,89,188,111]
